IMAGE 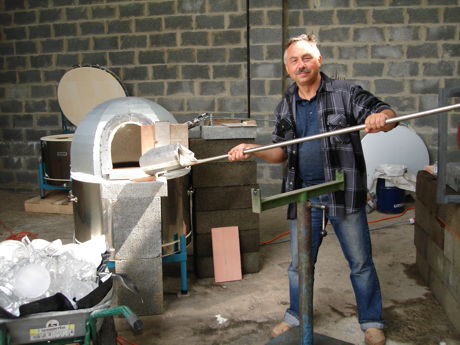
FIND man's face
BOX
[285,41,322,87]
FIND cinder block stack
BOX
[102,179,167,316]
[414,170,460,334]
[189,125,260,278]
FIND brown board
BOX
[211,226,242,283]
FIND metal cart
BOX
[0,288,143,345]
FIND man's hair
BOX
[283,34,320,64]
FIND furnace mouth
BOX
[70,97,178,183]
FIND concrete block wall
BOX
[415,170,460,334]
[189,126,260,278]
[1,0,460,197]
[102,179,168,315]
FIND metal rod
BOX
[298,200,314,345]
[186,103,460,167]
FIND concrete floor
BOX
[1,189,459,345]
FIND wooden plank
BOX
[211,226,242,283]
[206,118,241,126]
[170,123,189,149]
[24,190,73,215]
[222,123,257,127]
[141,125,155,155]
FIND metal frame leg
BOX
[298,201,313,344]
[162,234,189,297]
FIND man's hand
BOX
[228,143,259,162]
[364,110,396,134]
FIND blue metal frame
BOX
[162,234,189,296]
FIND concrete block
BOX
[101,180,167,200]
[414,223,428,261]
[428,209,445,251]
[415,248,430,284]
[187,98,216,112]
[373,8,404,24]
[111,196,163,259]
[212,30,241,46]
[353,62,384,77]
[201,125,257,140]
[195,208,259,234]
[229,47,246,62]
[454,233,460,274]
[388,61,419,77]
[429,267,460,335]
[415,198,430,234]
[200,81,226,95]
[213,65,242,79]
[416,171,438,212]
[241,251,260,274]
[444,227,455,265]
[250,28,282,44]
[436,202,460,240]
[196,15,225,30]
[407,8,440,24]
[374,79,404,94]
[115,257,164,316]
[189,137,255,160]
[447,162,460,194]
[426,233,444,281]
[442,257,460,304]
[195,256,214,278]
[410,42,440,60]
[194,185,259,212]
[191,161,257,188]
[423,61,455,77]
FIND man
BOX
[228,34,396,345]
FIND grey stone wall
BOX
[1,0,460,195]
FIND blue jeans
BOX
[284,191,385,331]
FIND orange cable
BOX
[434,213,460,243]
[367,207,415,224]
[1,220,13,236]
[1,220,37,241]
[117,336,138,345]
[259,207,416,244]
[259,231,290,244]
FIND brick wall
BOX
[1,0,459,194]
[415,170,460,334]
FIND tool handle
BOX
[186,103,460,166]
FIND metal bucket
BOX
[40,134,73,185]
[71,179,113,251]
[72,170,191,258]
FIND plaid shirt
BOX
[273,72,394,219]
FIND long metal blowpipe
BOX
[185,103,460,166]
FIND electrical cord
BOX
[260,207,416,246]
[117,335,138,345]
[0,220,37,241]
